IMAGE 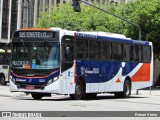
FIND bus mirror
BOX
[5,42,11,60]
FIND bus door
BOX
[61,36,74,94]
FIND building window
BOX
[2,0,9,39]
[10,0,17,39]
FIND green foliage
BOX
[122,0,160,59]
[36,2,123,32]
[36,0,160,57]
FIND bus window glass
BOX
[101,42,111,60]
[62,44,73,62]
[0,49,11,64]
[89,40,100,60]
[77,39,88,59]
[133,45,141,62]
[112,43,123,61]
[142,46,151,63]
[11,42,60,69]
[123,44,133,62]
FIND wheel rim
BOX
[125,82,130,96]
[75,85,82,96]
[0,77,5,85]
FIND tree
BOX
[121,0,160,59]
[36,2,123,32]
[36,0,160,57]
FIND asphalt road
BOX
[0,84,160,120]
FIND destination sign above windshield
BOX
[14,31,56,38]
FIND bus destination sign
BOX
[18,31,55,38]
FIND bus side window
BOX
[142,46,151,63]
[123,44,132,62]
[89,40,100,60]
[133,45,141,62]
[62,44,73,62]
[61,36,74,72]
[101,41,111,60]
[77,39,88,59]
[112,43,123,61]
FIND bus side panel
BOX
[76,60,124,93]
[75,60,153,93]
[123,62,153,90]
[60,66,76,95]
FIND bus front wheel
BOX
[31,93,43,100]
[0,75,7,86]
[70,80,85,100]
[114,80,131,98]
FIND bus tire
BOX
[70,80,85,100]
[31,93,43,100]
[114,80,131,98]
[0,75,7,86]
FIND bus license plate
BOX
[26,86,35,90]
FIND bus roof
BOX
[15,27,151,45]
[75,32,150,45]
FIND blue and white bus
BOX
[9,27,153,100]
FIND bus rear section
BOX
[69,32,153,100]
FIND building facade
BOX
[0,0,128,43]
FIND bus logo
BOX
[80,66,85,75]
[29,78,32,83]
[80,66,99,75]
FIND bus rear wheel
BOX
[31,93,43,100]
[0,75,7,86]
[114,80,131,98]
[70,80,85,100]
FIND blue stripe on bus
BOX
[98,36,150,45]
[76,60,138,83]
[76,32,150,45]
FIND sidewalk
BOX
[132,87,160,96]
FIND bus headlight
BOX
[9,75,12,81]
[53,76,59,81]
[47,76,59,86]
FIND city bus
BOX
[0,43,11,85]
[9,27,153,100]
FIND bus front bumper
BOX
[9,80,60,94]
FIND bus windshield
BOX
[11,41,60,69]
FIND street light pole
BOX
[73,0,141,40]
[27,0,31,28]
